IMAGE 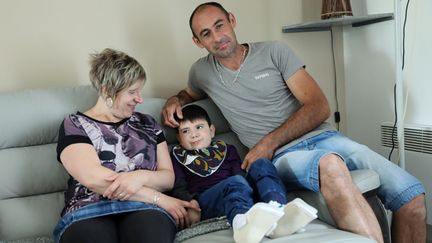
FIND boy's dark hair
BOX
[175,104,212,132]
[189,2,230,39]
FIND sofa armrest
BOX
[350,170,381,193]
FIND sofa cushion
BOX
[180,219,375,243]
[0,86,97,149]
[0,193,64,241]
[0,85,383,242]
[0,144,67,199]
[0,86,98,241]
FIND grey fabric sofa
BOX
[0,85,387,243]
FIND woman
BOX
[53,48,198,243]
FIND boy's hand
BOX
[187,199,201,226]
[158,194,200,229]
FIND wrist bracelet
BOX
[153,191,161,206]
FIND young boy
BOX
[170,104,318,243]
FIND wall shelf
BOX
[282,13,394,33]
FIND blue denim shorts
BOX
[272,130,425,212]
[53,200,174,243]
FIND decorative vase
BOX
[321,0,353,19]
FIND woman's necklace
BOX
[215,45,247,86]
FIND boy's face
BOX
[177,118,215,150]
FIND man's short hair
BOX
[189,2,230,39]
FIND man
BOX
[162,2,426,243]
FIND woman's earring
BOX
[106,97,113,108]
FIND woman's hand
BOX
[158,194,201,229]
[102,171,144,200]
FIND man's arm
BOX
[242,68,330,170]
[162,87,205,127]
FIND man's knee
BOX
[319,153,348,178]
[396,194,427,220]
[319,153,353,191]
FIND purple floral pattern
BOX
[58,112,164,215]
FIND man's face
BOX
[177,119,215,150]
[191,6,238,59]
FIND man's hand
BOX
[162,88,203,128]
[161,96,183,128]
[242,137,277,171]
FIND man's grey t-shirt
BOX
[188,41,334,155]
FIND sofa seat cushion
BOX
[180,219,374,243]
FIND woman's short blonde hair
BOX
[89,48,146,99]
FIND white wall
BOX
[0,0,205,98]
[0,0,336,112]
[402,1,432,125]
[344,0,432,225]
[343,1,395,151]
[399,5,432,228]
[259,0,346,130]
[0,0,339,129]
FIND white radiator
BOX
[381,122,432,225]
[381,122,432,154]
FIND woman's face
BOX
[111,81,144,119]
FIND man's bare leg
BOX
[319,154,383,243]
[391,194,426,243]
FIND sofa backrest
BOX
[0,85,247,241]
